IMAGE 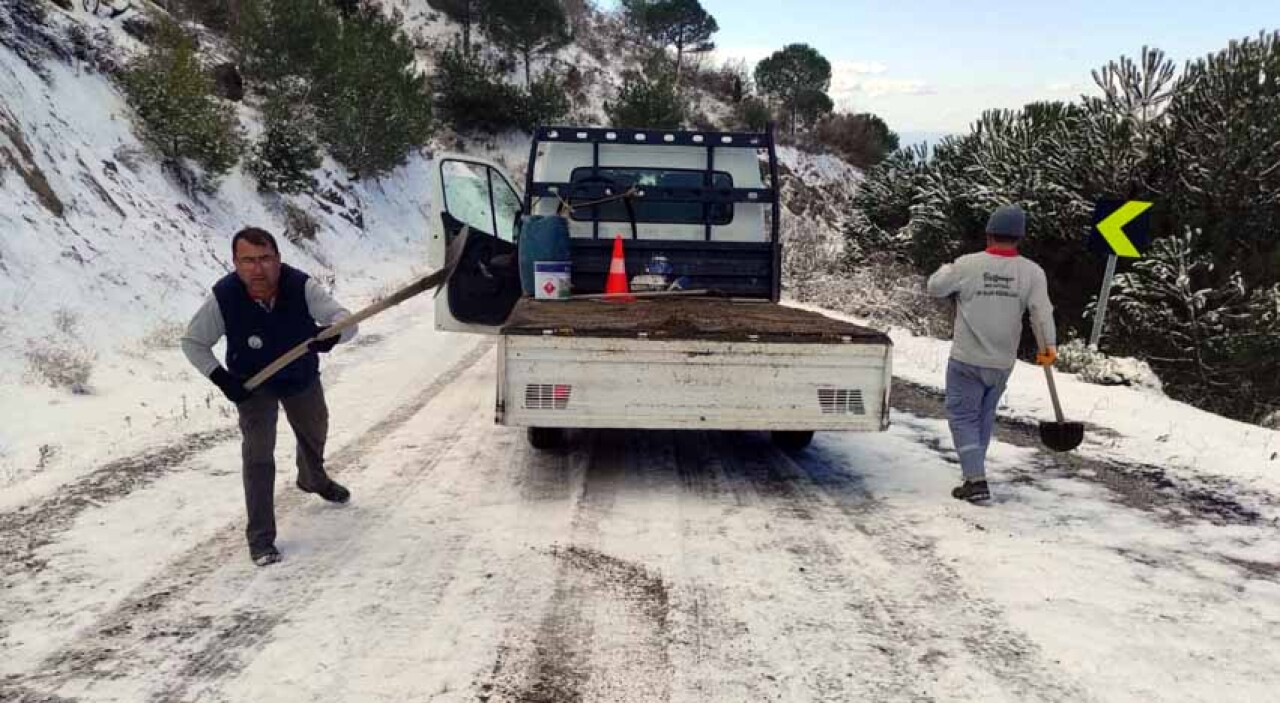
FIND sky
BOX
[600,0,1277,144]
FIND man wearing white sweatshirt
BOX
[926,205,1057,502]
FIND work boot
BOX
[951,480,991,503]
[298,478,350,504]
[251,545,281,567]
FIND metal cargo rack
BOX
[522,124,784,301]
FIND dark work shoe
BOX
[298,479,350,504]
[252,546,281,567]
[951,480,991,503]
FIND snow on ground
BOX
[776,144,865,186]
[789,299,1280,509]
[3,292,1279,702]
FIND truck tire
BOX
[527,427,564,450]
[771,430,814,451]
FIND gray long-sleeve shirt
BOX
[926,251,1056,370]
[181,278,358,378]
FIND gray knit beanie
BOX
[985,205,1026,238]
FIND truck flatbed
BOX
[501,298,892,345]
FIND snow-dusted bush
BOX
[1110,227,1279,418]
[788,255,952,338]
[140,319,187,350]
[25,339,96,393]
[283,202,319,244]
[52,307,80,336]
[804,112,899,170]
[1055,340,1163,393]
[731,97,771,131]
[1261,410,1280,431]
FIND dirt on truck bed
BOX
[500,298,892,344]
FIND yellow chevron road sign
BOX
[1087,199,1156,348]
[1090,200,1153,258]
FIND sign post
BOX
[1088,254,1119,348]
[1087,200,1153,349]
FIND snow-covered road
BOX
[3,299,1279,703]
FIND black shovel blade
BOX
[1040,421,1084,452]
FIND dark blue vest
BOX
[213,264,320,397]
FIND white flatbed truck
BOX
[429,125,892,450]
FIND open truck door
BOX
[429,154,525,333]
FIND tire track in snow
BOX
[483,431,675,703]
[780,438,1094,703]
[12,342,493,701]
[708,430,935,702]
[0,426,239,578]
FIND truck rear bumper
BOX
[497,336,891,431]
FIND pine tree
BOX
[313,2,433,177]
[485,0,572,88]
[622,0,718,85]
[430,42,526,132]
[1109,227,1280,420]
[605,71,685,129]
[247,79,322,193]
[753,44,831,135]
[235,0,337,85]
[426,0,486,56]
[793,88,832,132]
[521,71,570,128]
[120,18,244,188]
[1165,31,1280,290]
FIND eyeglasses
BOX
[236,254,279,268]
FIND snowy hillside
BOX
[0,6,440,489]
[0,2,850,493]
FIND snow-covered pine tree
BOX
[844,144,925,263]
[119,17,244,190]
[247,78,321,194]
[1109,227,1280,421]
[312,2,433,178]
[1165,31,1280,291]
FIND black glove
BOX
[307,325,340,353]
[210,367,251,403]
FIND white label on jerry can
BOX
[534,261,572,299]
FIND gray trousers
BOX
[944,359,1012,481]
[236,379,331,553]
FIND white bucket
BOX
[533,261,572,299]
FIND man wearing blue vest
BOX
[182,227,357,566]
[927,205,1057,503]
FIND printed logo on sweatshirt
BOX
[977,272,1019,299]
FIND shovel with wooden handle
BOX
[1040,364,1084,452]
[243,226,472,392]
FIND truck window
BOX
[442,159,522,242]
[567,167,734,226]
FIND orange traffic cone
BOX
[604,235,634,302]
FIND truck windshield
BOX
[568,167,734,225]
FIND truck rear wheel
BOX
[771,430,814,451]
[527,427,564,450]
